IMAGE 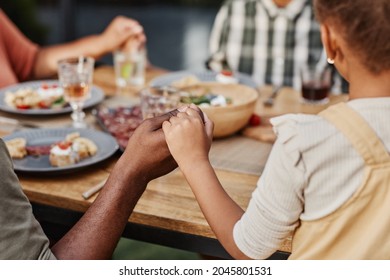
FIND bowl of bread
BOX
[179,82,259,138]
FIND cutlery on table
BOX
[263,85,282,107]
[0,116,39,130]
[82,179,107,200]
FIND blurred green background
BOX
[1,0,48,44]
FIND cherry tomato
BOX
[249,114,261,126]
[16,104,30,110]
[57,141,71,150]
[221,70,233,76]
[38,101,49,109]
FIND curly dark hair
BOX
[314,0,390,74]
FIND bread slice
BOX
[73,137,98,159]
[65,132,80,142]
[49,150,78,167]
[5,138,27,159]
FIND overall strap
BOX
[319,102,390,165]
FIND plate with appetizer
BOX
[149,70,258,89]
[0,80,104,115]
[2,128,118,173]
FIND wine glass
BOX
[58,56,95,128]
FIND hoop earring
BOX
[327,58,335,64]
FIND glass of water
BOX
[140,86,182,119]
[114,45,146,89]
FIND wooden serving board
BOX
[242,86,348,143]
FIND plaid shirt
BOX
[208,0,344,91]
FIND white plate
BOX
[149,70,258,88]
[0,80,104,115]
[2,128,118,174]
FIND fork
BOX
[0,116,39,130]
[263,85,282,107]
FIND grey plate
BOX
[149,70,258,89]
[2,128,118,173]
[0,80,104,115]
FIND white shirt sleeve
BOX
[233,116,305,259]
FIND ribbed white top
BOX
[233,98,390,259]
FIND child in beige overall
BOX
[162,0,390,259]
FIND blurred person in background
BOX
[0,9,145,88]
[207,0,346,92]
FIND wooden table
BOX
[0,66,347,259]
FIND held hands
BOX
[121,110,180,184]
[119,105,212,185]
[162,105,214,169]
[100,16,146,54]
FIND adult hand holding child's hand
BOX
[119,109,180,184]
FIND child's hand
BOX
[162,105,214,169]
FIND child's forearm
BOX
[180,161,251,259]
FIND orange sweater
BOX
[0,9,38,89]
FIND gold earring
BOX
[327,58,335,64]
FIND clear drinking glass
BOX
[114,46,146,89]
[140,87,182,119]
[300,64,331,105]
[58,56,95,128]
